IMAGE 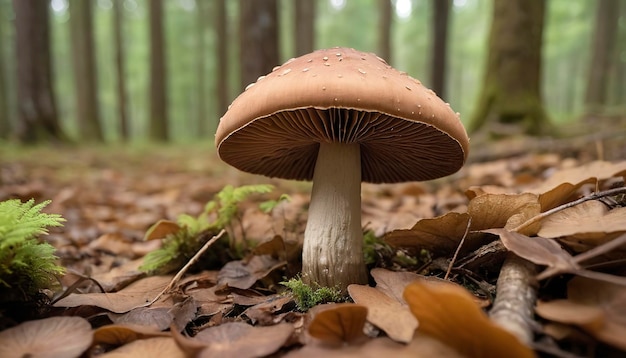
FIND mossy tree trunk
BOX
[469,0,549,136]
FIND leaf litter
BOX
[1,144,626,357]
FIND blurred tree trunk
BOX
[112,0,129,141]
[13,0,66,143]
[294,0,315,56]
[69,0,103,142]
[148,0,169,141]
[239,0,279,91]
[0,3,8,139]
[215,0,229,120]
[195,0,208,136]
[584,0,619,115]
[431,0,450,99]
[378,0,392,63]
[469,0,549,136]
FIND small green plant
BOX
[0,199,65,301]
[140,184,274,273]
[281,277,344,311]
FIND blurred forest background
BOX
[0,0,624,144]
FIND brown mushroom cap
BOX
[215,47,469,184]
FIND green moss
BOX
[281,277,344,311]
[0,199,65,301]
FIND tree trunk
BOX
[431,0,450,99]
[13,0,66,143]
[148,0,169,141]
[112,0,130,141]
[469,0,549,136]
[294,0,315,57]
[215,0,229,120]
[69,0,103,142]
[0,3,8,139]
[195,0,208,137]
[378,0,392,63]
[239,0,279,91]
[584,0,619,115]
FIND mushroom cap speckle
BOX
[215,47,469,184]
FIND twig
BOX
[444,218,471,280]
[142,229,226,308]
[489,253,537,345]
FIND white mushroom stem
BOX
[302,141,368,292]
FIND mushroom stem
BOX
[302,141,368,292]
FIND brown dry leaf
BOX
[181,321,294,358]
[538,201,626,250]
[99,337,186,358]
[308,303,368,346]
[533,160,626,194]
[536,276,626,351]
[54,275,173,313]
[532,161,626,210]
[92,324,171,347]
[404,280,534,358]
[284,334,464,358]
[88,232,136,257]
[347,284,417,343]
[243,294,295,325]
[370,268,421,303]
[143,219,182,241]
[217,254,285,289]
[0,316,92,358]
[485,228,580,275]
[468,193,541,234]
[91,258,145,292]
[385,212,482,255]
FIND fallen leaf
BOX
[54,275,173,313]
[532,161,626,210]
[484,228,580,275]
[99,337,186,358]
[468,193,541,234]
[347,284,417,343]
[404,280,534,358]
[0,316,92,358]
[538,201,626,250]
[384,212,487,255]
[284,334,464,358]
[536,276,626,351]
[308,303,368,346]
[92,324,170,347]
[174,321,294,358]
[370,268,421,303]
[217,254,285,289]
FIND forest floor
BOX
[0,131,625,357]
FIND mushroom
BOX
[215,47,469,292]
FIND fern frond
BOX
[0,199,66,299]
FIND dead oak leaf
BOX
[404,280,534,358]
[174,321,294,358]
[54,275,173,313]
[307,303,368,346]
[99,337,186,358]
[0,316,92,358]
[536,276,626,351]
[537,201,626,251]
[484,228,580,275]
[347,284,417,343]
[284,335,464,358]
[217,254,285,289]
